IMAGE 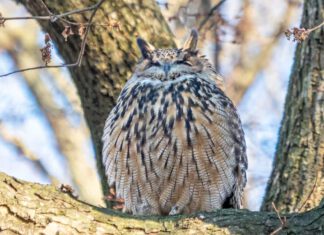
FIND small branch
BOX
[270,202,287,235]
[198,0,226,31]
[0,64,77,78]
[75,0,106,67]
[297,174,318,212]
[272,202,285,226]
[0,0,106,78]
[167,0,226,33]
[269,174,319,235]
[308,20,324,33]
[0,2,99,24]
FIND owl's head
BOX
[135,30,219,82]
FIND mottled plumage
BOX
[102,30,247,215]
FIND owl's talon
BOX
[109,187,116,196]
[113,203,125,210]
[104,187,125,211]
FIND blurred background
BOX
[0,0,302,210]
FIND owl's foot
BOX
[112,201,124,210]
[104,187,125,211]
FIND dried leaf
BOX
[40,35,52,66]
[61,25,74,42]
[285,27,310,43]
[78,24,86,40]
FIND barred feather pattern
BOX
[102,47,247,215]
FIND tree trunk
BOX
[18,0,175,197]
[0,172,323,234]
[262,0,324,212]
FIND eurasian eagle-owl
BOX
[102,30,247,215]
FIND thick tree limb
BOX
[0,172,323,234]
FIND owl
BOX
[102,30,247,215]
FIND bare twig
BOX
[269,173,318,235]
[297,174,318,212]
[0,2,100,24]
[270,202,287,235]
[308,20,324,32]
[167,0,226,30]
[0,64,77,77]
[70,0,106,66]
[198,0,226,31]
[0,0,106,78]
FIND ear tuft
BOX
[136,37,155,59]
[183,29,198,52]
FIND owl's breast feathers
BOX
[102,74,247,215]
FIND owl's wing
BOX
[194,84,248,209]
[159,76,248,211]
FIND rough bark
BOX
[0,172,323,235]
[17,0,175,197]
[262,0,324,212]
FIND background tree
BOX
[262,0,324,213]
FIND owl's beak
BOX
[163,63,171,76]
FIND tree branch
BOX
[198,0,226,31]
[0,1,101,24]
[0,172,323,234]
